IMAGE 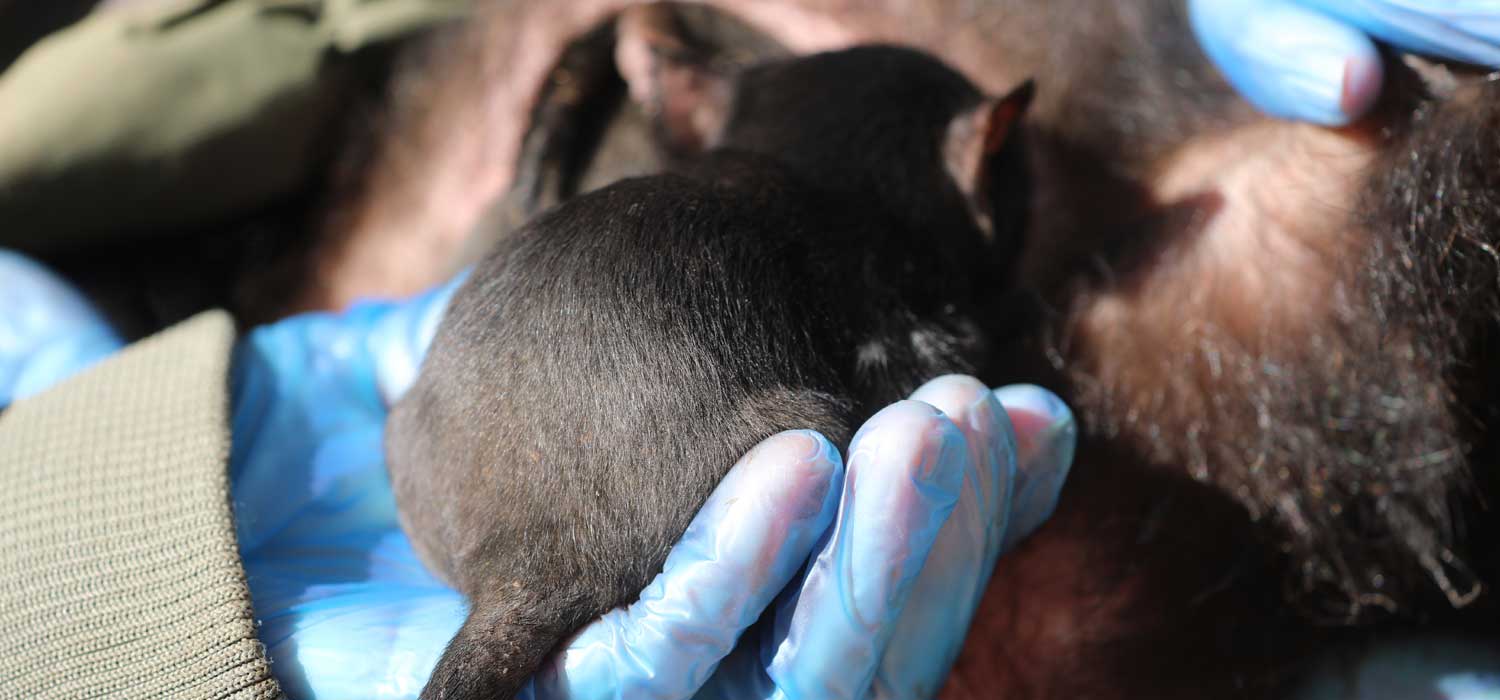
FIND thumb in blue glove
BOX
[1189,0,1500,126]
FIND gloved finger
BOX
[526,429,844,700]
[870,375,1017,698]
[1189,0,1384,125]
[0,249,123,405]
[909,375,1017,567]
[993,384,1077,551]
[762,401,968,700]
[1296,0,1500,68]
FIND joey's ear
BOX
[944,79,1035,238]
[615,4,733,155]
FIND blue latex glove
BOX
[0,249,123,408]
[229,271,1079,700]
[528,379,1074,700]
[1190,0,1500,125]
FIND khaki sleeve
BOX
[0,311,283,700]
[0,0,468,253]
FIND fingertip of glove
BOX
[1190,0,1383,125]
[993,385,1075,482]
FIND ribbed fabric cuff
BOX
[0,311,280,699]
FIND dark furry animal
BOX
[386,43,1033,699]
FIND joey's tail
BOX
[421,591,572,700]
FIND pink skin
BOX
[1340,54,1383,119]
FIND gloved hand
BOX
[1189,0,1500,125]
[230,272,1077,700]
[526,378,1074,700]
[0,248,123,408]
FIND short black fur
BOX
[386,45,1030,699]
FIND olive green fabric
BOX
[0,0,468,253]
[0,311,281,699]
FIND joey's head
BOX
[730,47,1034,260]
[615,8,1034,273]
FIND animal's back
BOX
[386,42,1024,699]
[388,163,889,699]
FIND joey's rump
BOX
[385,45,1032,700]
